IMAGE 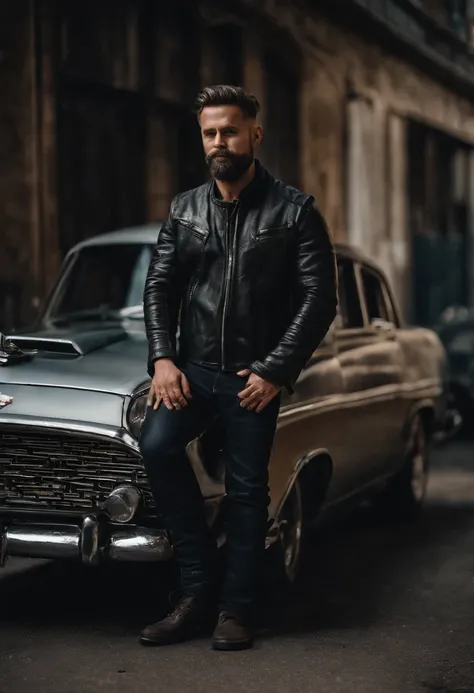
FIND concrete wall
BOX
[2,0,474,327]
[239,0,474,316]
[0,2,36,328]
[0,1,60,330]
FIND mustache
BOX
[208,149,234,160]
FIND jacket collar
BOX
[210,159,271,207]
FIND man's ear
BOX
[254,124,263,146]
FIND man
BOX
[139,85,337,650]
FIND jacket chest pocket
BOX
[176,218,210,244]
[254,222,294,280]
[256,222,295,243]
[175,218,210,268]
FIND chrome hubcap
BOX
[278,480,303,583]
[411,420,427,501]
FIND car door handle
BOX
[371,318,395,332]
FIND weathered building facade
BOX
[2,0,474,330]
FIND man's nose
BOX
[213,132,224,148]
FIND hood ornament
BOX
[0,392,13,409]
[0,332,37,366]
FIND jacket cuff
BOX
[249,361,294,395]
[147,349,177,378]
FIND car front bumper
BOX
[0,513,173,567]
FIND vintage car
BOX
[0,224,456,584]
[434,308,474,437]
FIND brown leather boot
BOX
[139,594,209,646]
[212,611,253,651]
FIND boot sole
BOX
[139,634,189,647]
[139,623,200,647]
[139,619,214,647]
[212,638,253,651]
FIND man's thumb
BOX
[180,373,193,398]
[237,369,251,377]
[146,380,155,405]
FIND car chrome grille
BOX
[0,428,155,513]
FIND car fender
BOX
[402,399,435,450]
[272,448,333,529]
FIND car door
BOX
[327,255,380,502]
[354,263,405,483]
[329,255,405,502]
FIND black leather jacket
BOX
[144,161,338,393]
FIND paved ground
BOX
[1,442,474,693]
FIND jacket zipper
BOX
[175,218,208,241]
[188,278,198,304]
[220,203,239,370]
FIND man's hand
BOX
[147,359,192,411]
[236,369,281,413]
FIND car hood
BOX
[0,323,150,396]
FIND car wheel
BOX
[373,415,430,520]
[450,385,474,439]
[266,477,304,589]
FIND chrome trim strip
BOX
[123,380,152,437]
[6,335,83,356]
[4,525,81,560]
[279,378,441,421]
[108,528,173,562]
[0,378,441,448]
[0,531,6,566]
[81,514,100,566]
[0,380,129,395]
[0,416,140,453]
[1,524,172,564]
[266,447,331,547]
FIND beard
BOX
[205,149,254,182]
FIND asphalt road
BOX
[1,442,474,693]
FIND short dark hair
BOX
[194,85,260,120]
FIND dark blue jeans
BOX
[139,361,281,620]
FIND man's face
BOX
[199,105,262,182]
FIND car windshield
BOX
[48,243,153,322]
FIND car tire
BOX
[450,384,474,440]
[265,477,304,591]
[372,414,430,521]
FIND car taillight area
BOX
[0,427,154,514]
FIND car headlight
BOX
[101,484,142,523]
[127,389,149,439]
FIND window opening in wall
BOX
[57,85,147,255]
[407,119,470,326]
[206,23,243,85]
[260,52,300,188]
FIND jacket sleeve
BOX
[143,207,180,378]
[250,200,338,393]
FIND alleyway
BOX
[1,442,473,693]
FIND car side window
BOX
[336,259,364,329]
[360,268,390,324]
[379,277,400,327]
[125,246,153,307]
